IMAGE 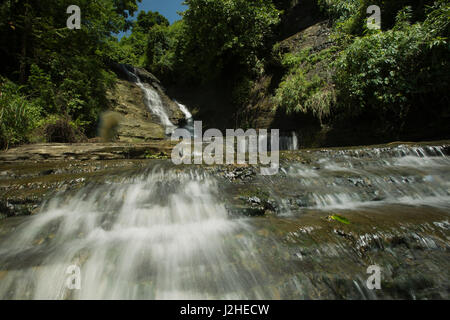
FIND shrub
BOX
[43,118,76,143]
[273,47,337,122]
[333,2,449,130]
[273,69,332,119]
[0,78,42,149]
[179,0,281,82]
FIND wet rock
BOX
[348,177,366,187]
[248,196,262,205]
[225,204,266,217]
[294,197,309,208]
[0,142,175,162]
[220,166,257,182]
[266,199,279,212]
[39,169,55,176]
[0,199,39,218]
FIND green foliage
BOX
[28,64,56,113]
[0,78,42,148]
[318,0,360,23]
[145,151,169,159]
[118,11,170,67]
[274,69,331,119]
[1,0,448,147]
[0,0,141,147]
[329,214,351,225]
[145,21,184,81]
[273,47,337,121]
[116,0,281,111]
[178,0,281,82]
[273,0,448,140]
[136,11,169,30]
[333,1,449,130]
[319,0,439,35]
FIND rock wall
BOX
[107,64,185,143]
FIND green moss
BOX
[145,151,169,160]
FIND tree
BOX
[119,10,170,66]
[177,0,281,82]
[0,0,142,145]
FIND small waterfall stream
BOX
[175,101,195,136]
[280,131,299,151]
[121,66,178,135]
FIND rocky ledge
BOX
[0,142,175,162]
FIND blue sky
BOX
[136,0,187,24]
[118,0,186,39]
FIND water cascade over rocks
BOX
[284,145,450,209]
[0,140,448,299]
[120,65,177,135]
[0,169,274,299]
[280,132,299,151]
[175,101,194,136]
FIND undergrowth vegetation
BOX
[273,0,449,135]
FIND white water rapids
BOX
[0,143,449,299]
[285,145,450,210]
[0,169,273,299]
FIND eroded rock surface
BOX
[0,142,175,162]
[106,65,185,142]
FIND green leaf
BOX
[330,215,351,225]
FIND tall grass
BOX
[0,79,41,149]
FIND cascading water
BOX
[0,143,448,299]
[284,145,450,210]
[237,131,300,154]
[279,132,299,151]
[0,168,275,299]
[121,66,176,135]
[120,66,196,137]
[175,101,195,136]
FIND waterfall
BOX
[291,131,299,150]
[121,66,176,135]
[175,101,195,136]
[279,131,299,151]
[0,169,274,299]
[175,101,192,121]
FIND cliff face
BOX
[241,21,333,131]
[106,65,185,142]
[106,78,165,142]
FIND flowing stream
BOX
[283,145,450,210]
[0,169,273,299]
[0,143,448,299]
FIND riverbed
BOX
[0,141,448,299]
